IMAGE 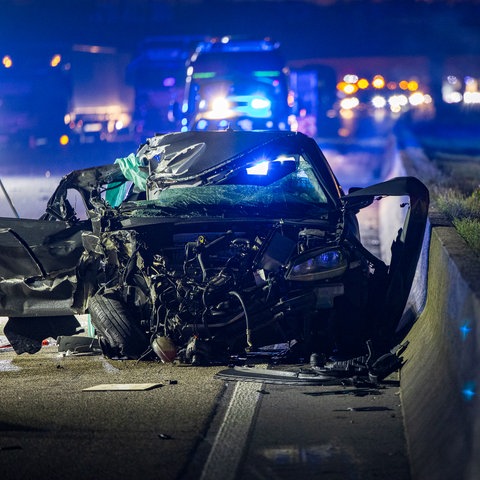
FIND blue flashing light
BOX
[196,119,208,130]
[251,97,271,110]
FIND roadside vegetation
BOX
[402,112,480,256]
[436,188,480,255]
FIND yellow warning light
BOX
[357,78,369,89]
[59,134,70,146]
[50,54,62,67]
[399,80,409,90]
[2,55,13,68]
[336,81,347,91]
[407,80,419,91]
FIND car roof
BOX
[138,130,315,180]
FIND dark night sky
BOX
[1,0,480,61]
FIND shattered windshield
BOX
[122,154,330,217]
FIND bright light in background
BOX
[2,55,12,68]
[50,54,61,67]
[372,95,387,108]
[372,75,385,89]
[343,83,358,95]
[357,78,369,89]
[210,97,231,118]
[407,80,419,92]
[464,76,479,104]
[388,94,408,109]
[447,75,458,85]
[343,74,358,83]
[251,97,271,110]
[339,109,354,120]
[464,91,480,104]
[444,92,463,104]
[465,76,475,87]
[399,80,409,90]
[340,97,359,110]
[196,119,208,130]
[409,92,425,106]
[59,134,69,146]
[287,90,295,107]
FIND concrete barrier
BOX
[380,141,480,479]
[401,218,480,480]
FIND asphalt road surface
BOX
[0,133,411,480]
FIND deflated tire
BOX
[89,291,149,359]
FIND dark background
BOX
[1,0,480,60]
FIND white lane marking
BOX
[200,381,263,480]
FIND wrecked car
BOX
[0,130,429,367]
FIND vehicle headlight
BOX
[285,248,347,282]
[250,97,271,110]
[211,97,230,114]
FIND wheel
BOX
[88,291,149,359]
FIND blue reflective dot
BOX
[460,322,472,341]
[462,382,476,402]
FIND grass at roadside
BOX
[435,189,480,255]
[403,114,480,256]
[420,128,480,257]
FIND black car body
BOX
[0,130,429,365]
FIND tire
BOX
[88,291,149,359]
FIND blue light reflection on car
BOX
[292,250,343,277]
[292,250,343,276]
[246,161,269,175]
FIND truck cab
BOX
[178,37,292,132]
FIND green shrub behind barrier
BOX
[435,189,480,256]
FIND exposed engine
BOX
[89,220,370,364]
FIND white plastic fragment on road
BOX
[0,359,21,371]
[82,383,162,391]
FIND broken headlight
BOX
[285,248,347,282]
